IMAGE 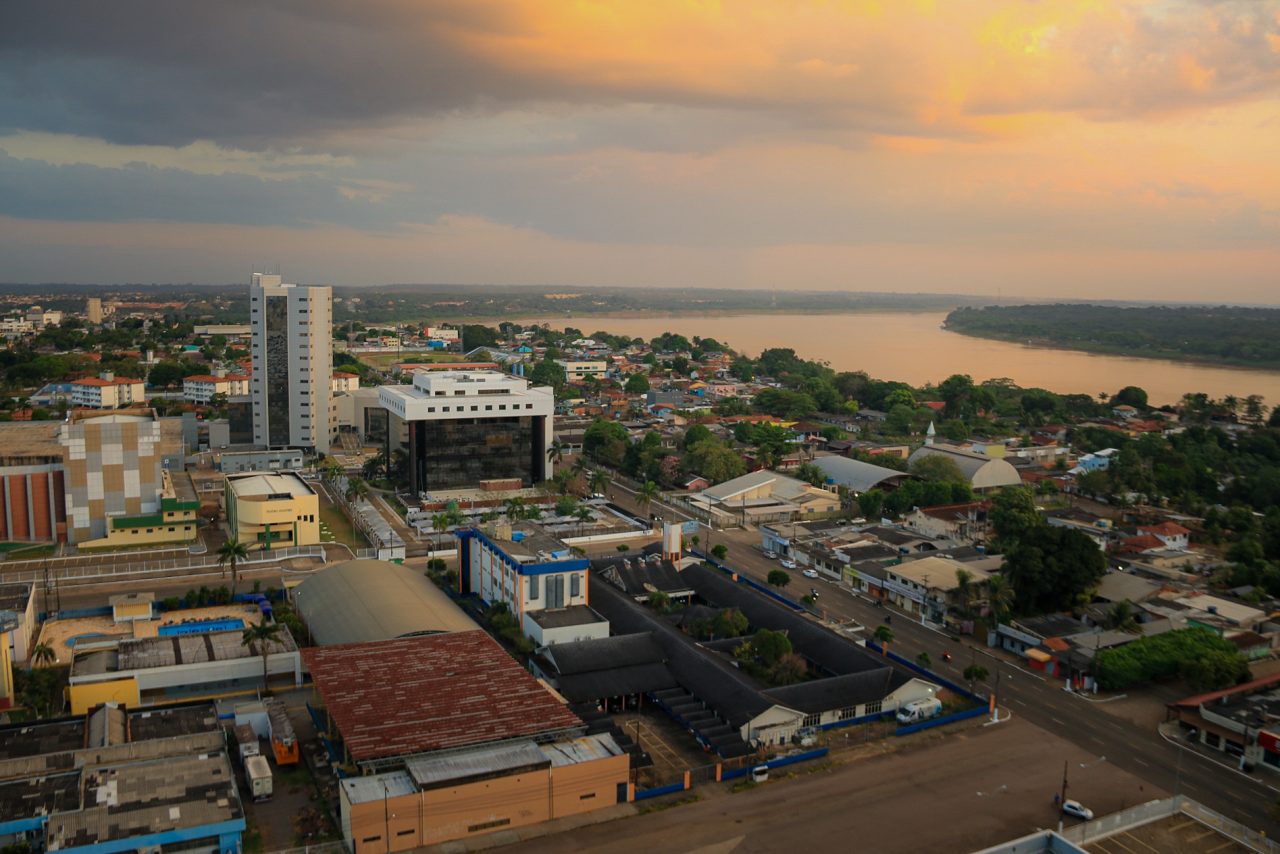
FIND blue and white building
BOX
[456,524,609,647]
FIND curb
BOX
[1156,723,1280,794]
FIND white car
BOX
[780,559,797,570]
[802,569,819,579]
[1061,800,1094,821]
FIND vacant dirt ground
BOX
[509,716,1159,854]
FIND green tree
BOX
[624,373,651,394]
[873,624,894,653]
[710,543,728,561]
[751,629,793,666]
[241,621,283,692]
[1111,386,1149,410]
[909,454,968,484]
[794,462,826,487]
[963,664,989,693]
[583,419,630,467]
[767,569,791,589]
[1181,649,1250,692]
[990,486,1041,550]
[770,652,808,686]
[953,568,974,618]
[588,468,612,496]
[916,651,932,668]
[985,574,1014,629]
[1003,526,1106,615]
[647,591,671,613]
[546,438,566,468]
[217,538,251,595]
[529,358,567,390]
[709,607,749,639]
[857,489,885,520]
[683,423,713,449]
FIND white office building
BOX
[249,273,334,453]
[378,370,554,494]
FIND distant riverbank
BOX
[943,304,1280,372]
[516,312,1280,406]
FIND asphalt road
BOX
[605,475,1280,836]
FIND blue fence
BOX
[895,706,988,736]
[722,747,830,780]
[633,781,687,801]
[864,641,985,704]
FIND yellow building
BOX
[224,471,320,548]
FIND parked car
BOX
[763,551,779,560]
[780,559,797,570]
[802,569,819,579]
[1061,800,1094,821]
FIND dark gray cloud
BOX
[0,1,554,148]
[0,150,388,226]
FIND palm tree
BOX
[954,568,974,619]
[1105,600,1141,634]
[985,574,1014,631]
[30,641,56,668]
[574,506,594,536]
[344,477,369,503]
[504,497,526,520]
[589,469,611,497]
[571,455,590,478]
[217,538,250,595]
[241,621,283,693]
[546,439,565,470]
[873,624,894,655]
[637,480,660,520]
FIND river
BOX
[521,312,1280,406]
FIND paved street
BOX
[604,473,1280,837]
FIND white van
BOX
[895,697,942,724]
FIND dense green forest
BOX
[944,304,1280,368]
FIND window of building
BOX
[485,405,493,411]
[471,405,478,411]
[168,527,175,532]
[467,818,511,833]
[839,706,856,721]
[442,406,450,412]
[570,573,581,598]
[362,837,381,845]
[428,407,435,413]
[455,390,465,396]
[579,793,596,801]
[802,713,820,727]
[864,701,881,715]
[528,574,540,600]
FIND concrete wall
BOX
[69,676,141,714]
[343,753,628,854]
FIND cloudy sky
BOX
[1,0,1278,300]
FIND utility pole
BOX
[1057,760,1069,833]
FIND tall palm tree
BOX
[589,469,611,497]
[571,455,590,478]
[546,439,565,470]
[954,568,974,619]
[241,621,283,693]
[217,538,250,595]
[574,506,594,536]
[344,477,369,503]
[636,480,660,519]
[30,641,56,668]
[504,497,526,520]
[985,574,1014,631]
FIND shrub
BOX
[1094,628,1248,691]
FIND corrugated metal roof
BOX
[294,559,477,645]
[406,740,549,788]
[302,631,584,762]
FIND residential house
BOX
[70,372,146,409]
[902,501,990,544]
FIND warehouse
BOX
[0,702,245,854]
[305,631,630,853]
[66,627,302,713]
[292,559,477,645]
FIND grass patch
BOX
[318,500,370,550]
[637,793,700,814]
[3,543,57,560]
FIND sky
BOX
[1,0,1278,301]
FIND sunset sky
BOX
[1,1,1278,301]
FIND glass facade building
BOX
[408,415,545,492]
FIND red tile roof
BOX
[331,371,359,378]
[1140,522,1191,537]
[72,376,143,387]
[1120,534,1164,552]
[302,631,582,762]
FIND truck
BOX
[895,697,942,724]
[265,698,299,765]
[244,754,273,802]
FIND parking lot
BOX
[1084,814,1252,854]
[612,708,717,787]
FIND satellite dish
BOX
[642,583,658,593]
[0,610,18,634]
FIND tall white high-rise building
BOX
[249,273,334,453]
